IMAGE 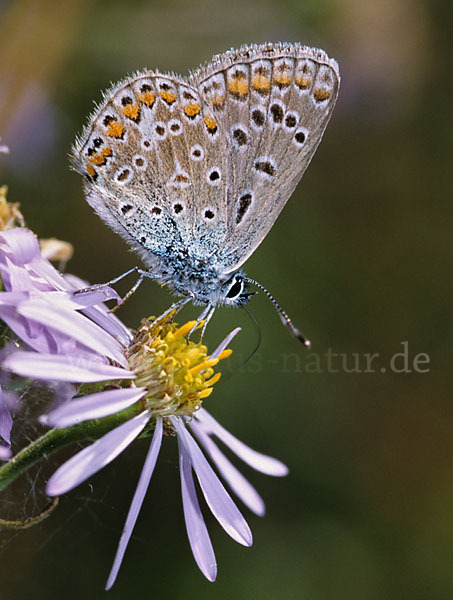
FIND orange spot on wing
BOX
[138,91,156,107]
[251,74,270,92]
[313,88,331,102]
[88,147,112,166]
[175,174,190,183]
[204,116,217,133]
[212,94,225,107]
[227,78,249,97]
[273,73,291,87]
[86,163,96,178]
[160,90,177,105]
[106,121,124,138]
[121,104,141,121]
[184,102,201,117]
[295,76,311,89]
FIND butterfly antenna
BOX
[220,305,261,383]
[243,304,262,358]
[244,278,311,348]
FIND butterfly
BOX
[72,42,340,345]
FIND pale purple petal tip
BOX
[171,416,252,547]
[195,408,289,477]
[178,437,217,581]
[209,328,241,360]
[105,417,163,591]
[46,411,150,496]
[4,352,135,383]
[46,387,147,428]
[189,420,265,517]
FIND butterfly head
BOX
[221,271,255,307]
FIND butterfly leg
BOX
[74,266,153,295]
[187,303,215,340]
[73,267,156,312]
[199,305,216,341]
[154,296,193,326]
[108,270,149,313]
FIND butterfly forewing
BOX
[190,42,340,272]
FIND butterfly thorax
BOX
[146,248,247,307]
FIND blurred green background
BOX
[0,0,451,598]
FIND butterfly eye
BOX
[226,277,243,299]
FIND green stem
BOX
[0,408,141,492]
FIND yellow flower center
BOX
[127,317,231,418]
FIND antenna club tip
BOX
[303,339,311,349]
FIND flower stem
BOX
[0,410,139,492]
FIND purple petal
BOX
[178,436,217,581]
[189,420,265,516]
[0,228,41,265]
[209,328,241,360]
[80,304,132,346]
[0,302,59,353]
[0,291,30,306]
[4,351,135,382]
[45,387,147,428]
[28,257,72,291]
[170,416,252,547]
[17,301,127,367]
[46,411,151,496]
[0,384,12,446]
[105,416,163,590]
[28,287,121,310]
[195,408,289,477]
[0,255,38,292]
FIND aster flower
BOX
[0,227,288,588]
[0,227,130,355]
[0,226,129,462]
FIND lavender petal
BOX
[0,228,41,265]
[80,304,132,346]
[178,436,217,581]
[0,306,58,354]
[171,416,252,547]
[105,416,163,590]
[17,301,127,367]
[189,420,265,516]
[45,387,147,428]
[209,328,241,360]
[195,408,289,477]
[0,291,29,306]
[4,351,135,382]
[46,411,151,496]
[28,257,72,291]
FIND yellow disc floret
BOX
[127,317,229,418]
